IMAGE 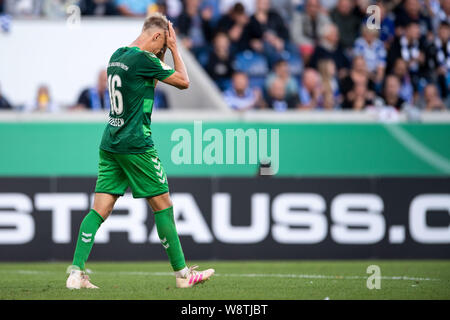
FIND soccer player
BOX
[66,13,214,289]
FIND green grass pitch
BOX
[0,260,449,300]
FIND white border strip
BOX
[1,110,450,123]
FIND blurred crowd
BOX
[0,0,449,114]
[0,69,169,112]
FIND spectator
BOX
[436,0,450,26]
[353,25,387,84]
[382,0,403,14]
[24,85,59,113]
[354,0,372,18]
[340,60,375,110]
[377,1,396,46]
[395,0,433,39]
[419,83,447,110]
[79,0,119,16]
[154,87,169,109]
[115,0,158,17]
[426,21,450,98]
[215,2,249,53]
[340,55,376,103]
[200,0,222,24]
[265,59,299,100]
[0,9,11,33]
[272,0,295,21]
[4,0,41,17]
[298,68,325,109]
[0,83,12,109]
[73,69,110,111]
[330,0,362,50]
[220,0,256,16]
[266,77,299,111]
[309,23,351,79]
[243,0,290,66]
[341,79,374,110]
[233,49,269,90]
[378,74,408,109]
[386,21,428,90]
[176,0,214,65]
[317,58,341,109]
[155,0,167,17]
[206,32,235,91]
[290,0,331,64]
[165,0,182,20]
[392,58,415,104]
[223,71,266,110]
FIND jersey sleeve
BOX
[137,51,175,81]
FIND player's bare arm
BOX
[162,22,190,90]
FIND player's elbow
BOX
[178,80,190,90]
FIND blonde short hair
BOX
[142,12,169,32]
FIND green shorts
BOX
[95,147,169,198]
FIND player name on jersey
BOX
[108,62,129,71]
[108,117,124,127]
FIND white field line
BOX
[2,270,440,281]
[111,271,440,282]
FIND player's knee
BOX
[147,192,173,212]
[164,194,173,208]
[92,193,118,220]
[92,204,114,220]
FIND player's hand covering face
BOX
[166,22,177,51]
[157,32,167,60]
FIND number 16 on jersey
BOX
[108,74,123,116]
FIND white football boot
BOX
[66,267,99,289]
[175,265,215,288]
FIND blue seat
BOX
[281,50,303,78]
[215,78,232,92]
[249,76,266,90]
[234,50,269,79]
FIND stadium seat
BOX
[234,50,269,90]
[281,50,303,78]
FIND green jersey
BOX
[100,46,175,154]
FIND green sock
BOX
[154,206,187,271]
[71,209,104,270]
